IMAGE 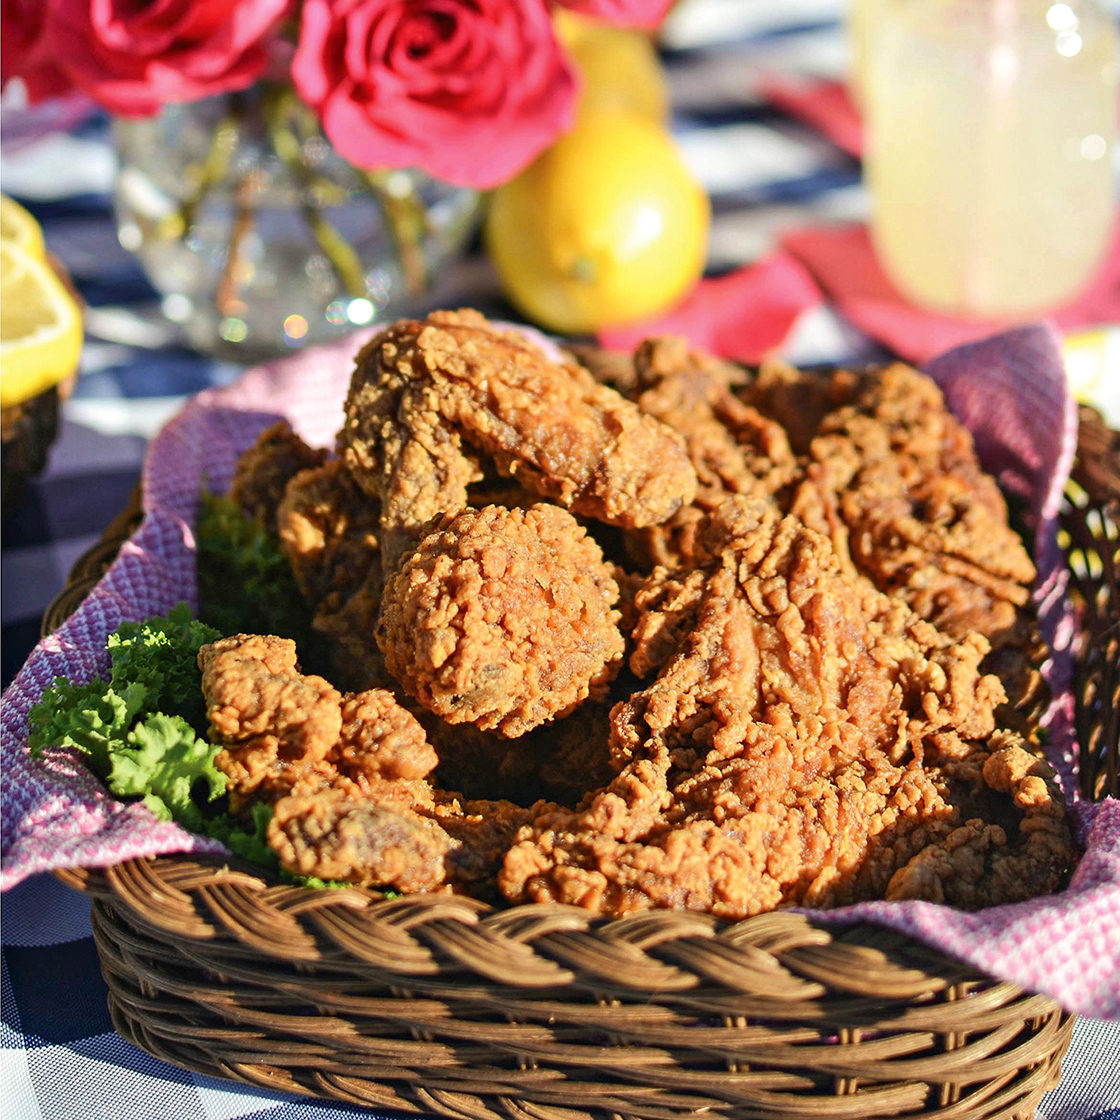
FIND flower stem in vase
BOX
[262,86,367,298]
[361,169,429,299]
[216,173,258,318]
[158,102,242,241]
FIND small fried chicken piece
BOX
[757,362,1037,645]
[276,459,381,613]
[275,459,392,690]
[623,337,799,569]
[339,309,698,569]
[500,498,1067,919]
[269,790,453,892]
[334,688,439,785]
[887,736,1070,906]
[199,634,342,811]
[377,504,625,737]
[228,420,326,526]
[200,633,552,896]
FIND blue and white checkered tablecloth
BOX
[3,3,1119,1117]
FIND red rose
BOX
[292,0,577,190]
[553,0,674,29]
[1,0,74,102]
[45,0,293,116]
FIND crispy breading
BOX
[339,309,699,569]
[755,362,1037,645]
[377,504,625,737]
[198,634,548,895]
[622,337,798,569]
[499,500,1070,919]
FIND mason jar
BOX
[864,0,1118,317]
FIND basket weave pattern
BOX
[39,408,1119,1120]
[57,859,1072,1119]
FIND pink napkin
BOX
[2,324,1118,1020]
[755,73,863,158]
[597,251,822,362]
[783,222,1120,365]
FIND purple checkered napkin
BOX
[2,321,1117,1019]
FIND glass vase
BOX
[111,87,482,359]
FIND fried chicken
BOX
[748,361,1037,645]
[621,337,799,569]
[228,420,326,525]
[377,504,625,737]
[198,633,546,895]
[269,791,454,892]
[207,318,1067,919]
[199,634,342,811]
[339,309,698,569]
[499,499,1070,919]
[275,459,391,690]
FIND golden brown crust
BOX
[377,504,625,737]
[212,321,1069,915]
[339,310,699,569]
[498,499,1070,919]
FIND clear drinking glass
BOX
[864,0,1118,318]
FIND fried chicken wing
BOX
[499,499,1070,919]
[377,504,624,737]
[339,310,698,569]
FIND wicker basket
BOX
[40,407,1119,1120]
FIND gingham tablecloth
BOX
[3,3,1120,1117]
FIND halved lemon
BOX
[1,241,83,407]
[1,195,47,261]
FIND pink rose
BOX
[553,0,674,29]
[1,1,74,102]
[292,0,578,190]
[45,0,293,116]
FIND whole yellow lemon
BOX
[485,111,709,335]
[554,9,669,125]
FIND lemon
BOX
[554,9,669,125]
[485,111,709,335]
[1,241,83,407]
[1,195,47,261]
